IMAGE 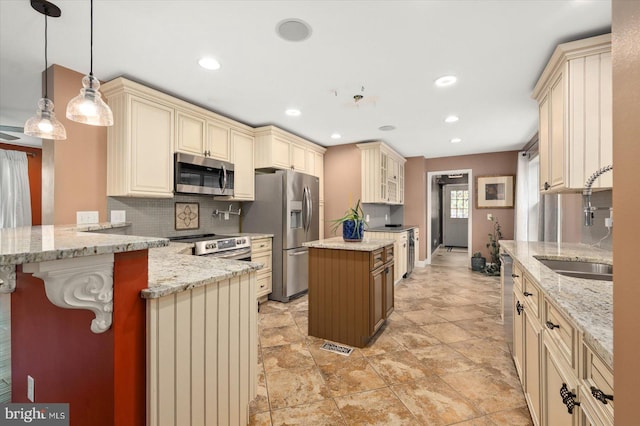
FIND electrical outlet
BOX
[605,217,613,228]
[110,210,126,223]
[224,212,229,220]
[76,211,99,225]
[487,213,493,221]
[27,375,34,402]
[366,214,370,222]
[385,214,388,221]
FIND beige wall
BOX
[612,0,640,422]
[43,65,107,225]
[323,143,362,238]
[418,151,519,259]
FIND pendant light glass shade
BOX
[66,75,113,126]
[65,0,113,126]
[25,0,66,140]
[24,98,67,140]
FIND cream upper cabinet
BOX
[176,109,231,162]
[229,130,255,201]
[206,119,231,162]
[102,78,174,198]
[254,126,325,174]
[357,141,406,205]
[533,33,612,193]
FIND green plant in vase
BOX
[330,199,367,242]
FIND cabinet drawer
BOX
[384,245,394,263]
[522,276,541,319]
[544,300,578,369]
[582,342,614,422]
[251,238,272,254]
[252,251,272,274]
[371,248,384,270]
[257,274,272,297]
[512,262,524,292]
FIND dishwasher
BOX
[500,252,514,354]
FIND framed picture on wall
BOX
[476,175,515,208]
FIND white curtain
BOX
[0,149,32,228]
[515,152,529,240]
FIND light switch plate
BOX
[110,210,126,223]
[77,211,99,225]
[487,213,493,221]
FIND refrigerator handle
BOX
[302,187,309,232]
[306,186,313,233]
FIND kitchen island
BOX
[304,237,395,348]
[0,225,261,426]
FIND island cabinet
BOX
[533,33,612,193]
[306,238,394,348]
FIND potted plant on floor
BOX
[485,217,502,276]
[330,199,367,242]
[471,251,486,271]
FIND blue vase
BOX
[342,220,364,242]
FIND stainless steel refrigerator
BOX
[242,170,319,302]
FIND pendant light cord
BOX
[44,12,48,98]
[90,0,94,78]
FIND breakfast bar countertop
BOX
[500,240,613,369]
[304,236,395,252]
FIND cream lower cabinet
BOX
[512,260,614,426]
[251,237,272,299]
[414,228,420,264]
[103,79,174,197]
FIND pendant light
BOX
[65,0,113,126]
[24,0,67,140]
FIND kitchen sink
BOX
[534,257,613,281]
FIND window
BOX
[450,189,469,218]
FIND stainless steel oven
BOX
[169,234,251,260]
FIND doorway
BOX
[426,169,473,265]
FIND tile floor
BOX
[250,259,533,425]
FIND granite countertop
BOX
[500,240,613,368]
[145,243,262,298]
[367,225,417,233]
[0,224,167,266]
[304,236,395,252]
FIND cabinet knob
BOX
[560,383,580,414]
[523,291,533,297]
[590,386,613,405]
[544,182,550,190]
[546,320,560,330]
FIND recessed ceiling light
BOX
[444,115,459,123]
[331,133,341,139]
[435,75,457,87]
[198,57,221,70]
[285,109,301,116]
[450,138,462,143]
[276,18,312,42]
[378,125,396,131]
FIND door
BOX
[384,263,394,318]
[443,184,469,247]
[370,265,385,335]
[283,247,308,298]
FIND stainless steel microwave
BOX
[174,152,234,196]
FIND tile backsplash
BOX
[362,203,405,229]
[107,195,241,238]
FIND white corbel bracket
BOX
[23,254,114,334]
[0,265,17,293]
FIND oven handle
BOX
[207,248,251,260]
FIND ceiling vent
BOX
[276,19,312,42]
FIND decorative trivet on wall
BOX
[175,202,199,230]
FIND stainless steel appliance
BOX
[406,229,415,277]
[242,170,319,302]
[174,152,234,197]
[169,234,251,260]
[501,252,514,354]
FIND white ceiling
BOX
[0,0,610,158]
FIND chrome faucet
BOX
[583,165,613,226]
